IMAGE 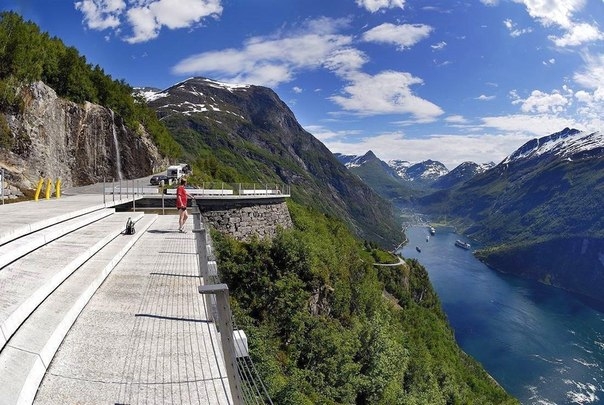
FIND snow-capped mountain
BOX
[136,77,252,117]
[388,159,449,182]
[502,127,604,165]
[334,153,370,169]
[432,161,495,189]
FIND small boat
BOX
[455,240,471,250]
[429,226,436,235]
[416,246,422,253]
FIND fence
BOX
[191,199,273,405]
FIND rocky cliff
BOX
[0,81,167,194]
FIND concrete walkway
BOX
[0,194,232,404]
[33,216,232,404]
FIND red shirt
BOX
[176,185,188,208]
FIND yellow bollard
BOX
[34,178,44,201]
[45,178,52,199]
[55,178,62,198]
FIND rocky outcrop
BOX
[202,201,293,241]
[0,81,167,192]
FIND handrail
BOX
[192,199,273,404]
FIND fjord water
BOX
[398,226,604,405]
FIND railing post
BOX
[191,199,208,280]
[198,284,244,405]
[132,179,136,212]
[0,168,4,205]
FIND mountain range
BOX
[424,128,604,300]
[335,151,494,204]
[336,128,604,302]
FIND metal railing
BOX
[191,199,273,405]
[163,182,290,197]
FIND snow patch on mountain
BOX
[502,128,603,164]
[389,159,449,182]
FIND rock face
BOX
[0,81,167,192]
[202,200,293,241]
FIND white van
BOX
[166,163,191,181]
[166,165,184,181]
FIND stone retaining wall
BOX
[202,200,292,241]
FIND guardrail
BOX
[191,199,273,405]
[164,182,290,197]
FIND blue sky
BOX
[2,0,603,169]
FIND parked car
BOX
[150,175,169,185]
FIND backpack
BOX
[125,217,136,235]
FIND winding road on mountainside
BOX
[373,256,406,266]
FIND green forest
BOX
[0,11,180,157]
[214,202,518,404]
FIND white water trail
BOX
[110,110,123,180]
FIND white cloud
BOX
[305,126,536,168]
[573,53,604,123]
[511,0,603,48]
[74,0,223,43]
[323,48,369,77]
[75,0,125,30]
[445,115,468,124]
[362,23,433,50]
[511,89,572,114]
[292,86,303,94]
[513,0,585,28]
[356,0,406,13]
[549,22,604,47]
[476,94,495,101]
[172,18,354,86]
[329,71,444,121]
[503,18,532,37]
[431,41,447,50]
[573,53,604,90]
[480,114,578,134]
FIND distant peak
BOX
[502,128,602,165]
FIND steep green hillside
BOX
[339,152,423,206]
[148,79,403,247]
[214,202,518,404]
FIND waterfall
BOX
[110,110,123,180]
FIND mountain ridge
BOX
[144,77,403,247]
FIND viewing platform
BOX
[0,184,276,404]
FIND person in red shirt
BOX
[176,178,192,232]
